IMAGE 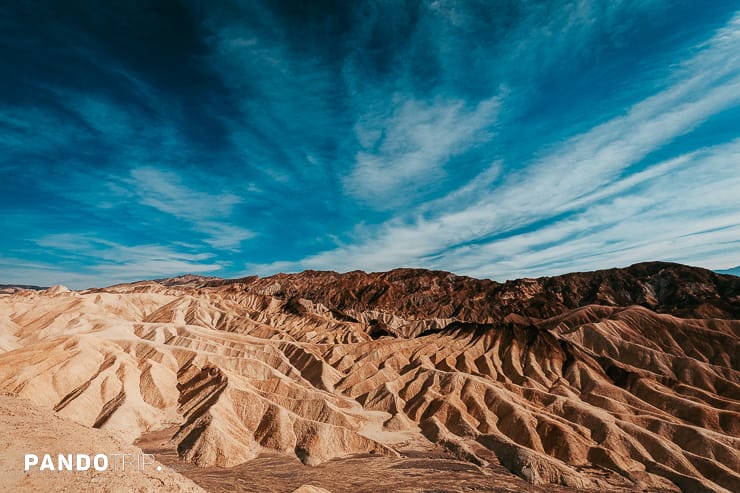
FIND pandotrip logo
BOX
[24,453,167,472]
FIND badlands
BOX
[0,262,738,492]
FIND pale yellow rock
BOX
[291,485,333,493]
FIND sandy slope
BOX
[0,394,204,492]
[0,263,737,492]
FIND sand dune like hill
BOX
[0,394,204,492]
[0,262,737,492]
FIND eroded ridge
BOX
[0,262,737,492]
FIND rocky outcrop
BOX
[0,262,737,491]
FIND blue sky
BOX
[1,1,739,289]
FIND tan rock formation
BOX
[0,262,737,492]
[0,394,204,492]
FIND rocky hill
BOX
[0,262,737,492]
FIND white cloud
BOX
[20,235,223,289]
[344,95,499,208]
[129,167,240,219]
[249,12,740,278]
[127,167,255,251]
[450,141,740,278]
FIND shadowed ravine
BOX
[0,262,738,492]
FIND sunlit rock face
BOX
[0,262,738,492]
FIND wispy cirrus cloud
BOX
[2,2,738,287]
[0,234,222,288]
[439,141,740,278]
[247,11,740,278]
[344,96,498,208]
[125,167,255,251]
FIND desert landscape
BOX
[4,2,740,492]
[0,261,737,492]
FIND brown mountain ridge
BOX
[0,262,738,492]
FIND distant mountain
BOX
[717,265,740,276]
[200,261,739,321]
[153,274,222,287]
[0,284,47,294]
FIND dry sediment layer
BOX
[0,394,204,492]
[0,262,737,492]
